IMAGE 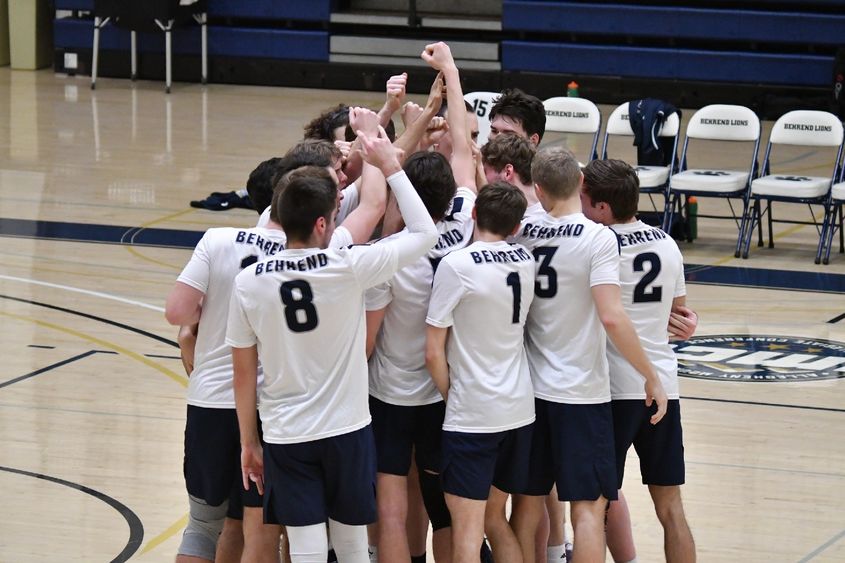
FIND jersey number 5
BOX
[280,280,319,332]
[633,252,663,303]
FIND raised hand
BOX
[358,125,404,176]
[349,106,380,137]
[385,72,408,113]
[421,42,456,71]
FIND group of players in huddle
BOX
[165,42,698,563]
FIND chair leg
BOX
[839,205,844,254]
[755,200,764,248]
[743,199,759,259]
[766,200,774,248]
[165,29,172,94]
[130,31,137,81]
[816,203,830,265]
[91,18,101,90]
[824,203,840,265]
[735,198,750,258]
[201,14,208,85]
[664,193,676,235]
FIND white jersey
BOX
[176,227,287,408]
[257,181,357,248]
[366,188,476,406]
[226,245,408,444]
[258,208,353,248]
[512,210,620,404]
[427,240,536,433]
[608,221,685,399]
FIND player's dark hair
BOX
[403,151,457,222]
[303,104,349,141]
[582,159,640,222]
[278,172,337,243]
[475,181,527,237]
[246,157,286,216]
[481,134,536,184]
[285,139,340,168]
[489,88,546,142]
[531,146,582,200]
[271,166,334,227]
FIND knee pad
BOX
[327,519,369,561]
[418,470,451,531]
[287,523,329,563]
[177,495,228,560]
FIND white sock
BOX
[368,545,378,562]
[328,519,370,563]
[548,544,565,562]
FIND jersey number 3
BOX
[633,252,663,303]
[280,280,319,332]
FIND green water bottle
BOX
[688,196,698,241]
[567,81,579,97]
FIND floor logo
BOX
[674,335,845,382]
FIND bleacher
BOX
[51,0,845,114]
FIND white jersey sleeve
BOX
[177,231,212,292]
[337,181,359,225]
[425,260,464,328]
[365,281,393,312]
[226,283,257,348]
[256,206,271,228]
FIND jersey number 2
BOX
[280,280,319,332]
[633,252,663,303]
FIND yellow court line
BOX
[138,513,189,556]
[0,311,187,387]
[123,208,197,270]
[0,262,172,286]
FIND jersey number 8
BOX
[280,280,319,332]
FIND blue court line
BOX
[0,350,117,390]
[0,217,202,249]
[797,528,845,562]
[2,217,845,293]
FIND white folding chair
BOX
[740,110,844,261]
[542,97,602,163]
[601,102,680,229]
[819,172,845,264]
[666,104,760,255]
[464,91,500,146]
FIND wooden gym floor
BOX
[0,68,843,562]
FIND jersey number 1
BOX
[506,272,522,324]
[280,280,319,332]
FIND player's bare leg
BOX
[216,518,244,563]
[606,490,636,562]
[649,485,695,563]
[445,493,486,563]
[242,507,282,563]
[512,494,546,563]
[377,473,411,562]
[569,498,608,563]
[485,486,522,563]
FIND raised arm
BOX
[592,283,668,424]
[358,127,438,268]
[393,72,445,161]
[377,72,408,128]
[338,107,387,243]
[421,42,476,191]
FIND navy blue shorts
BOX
[183,405,262,519]
[369,396,445,475]
[263,425,377,527]
[441,424,533,501]
[612,399,685,487]
[523,399,618,502]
